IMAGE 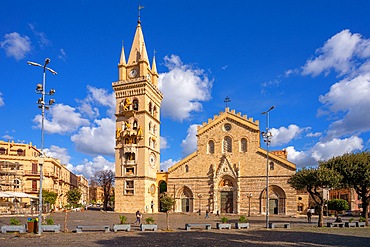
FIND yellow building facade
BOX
[0,140,86,211]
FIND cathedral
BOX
[113,19,297,215]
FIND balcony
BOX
[23,170,40,178]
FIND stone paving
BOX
[0,211,369,246]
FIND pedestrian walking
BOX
[216,210,220,217]
[134,210,142,225]
[205,210,209,218]
[307,210,312,223]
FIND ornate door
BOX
[220,191,233,213]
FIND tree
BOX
[160,193,176,231]
[321,151,370,225]
[42,190,58,205]
[288,166,342,227]
[66,188,82,207]
[92,170,115,211]
[328,199,349,221]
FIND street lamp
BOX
[27,58,57,235]
[261,106,274,228]
[197,193,202,215]
[247,193,252,217]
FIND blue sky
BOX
[1,1,370,179]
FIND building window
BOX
[32,180,37,192]
[17,149,24,156]
[133,121,138,130]
[0,147,6,154]
[125,167,135,175]
[223,136,232,153]
[153,106,157,117]
[224,123,231,131]
[185,165,189,172]
[240,138,247,152]
[269,161,274,170]
[133,99,139,111]
[149,138,152,147]
[149,102,152,114]
[153,125,157,135]
[149,122,152,132]
[208,140,215,154]
[125,180,134,195]
[124,152,135,161]
[14,179,20,189]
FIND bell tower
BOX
[113,19,162,213]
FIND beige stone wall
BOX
[166,108,297,215]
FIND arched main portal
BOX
[175,186,194,213]
[260,185,286,215]
[218,176,237,214]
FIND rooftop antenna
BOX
[224,96,231,108]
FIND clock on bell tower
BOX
[113,19,162,213]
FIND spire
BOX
[152,50,157,74]
[118,41,127,81]
[127,21,149,66]
[119,41,126,65]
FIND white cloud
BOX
[181,124,199,157]
[58,48,67,61]
[33,103,90,134]
[1,32,31,60]
[319,73,370,138]
[287,136,363,168]
[28,23,51,48]
[270,124,305,147]
[69,156,114,179]
[44,145,71,165]
[286,146,317,168]
[71,117,115,156]
[0,92,4,106]
[2,134,13,140]
[160,136,169,149]
[160,159,179,172]
[302,29,361,76]
[158,55,213,121]
[310,136,363,161]
[77,86,115,118]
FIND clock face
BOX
[129,69,138,78]
[149,153,156,168]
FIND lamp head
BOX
[44,58,50,66]
[36,84,43,91]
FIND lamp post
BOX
[247,193,252,217]
[261,106,274,228]
[27,58,57,235]
[197,193,202,215]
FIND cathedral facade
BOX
[114,20,297,215]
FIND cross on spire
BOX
[224,96,231,108]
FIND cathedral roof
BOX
[197,107,260,135]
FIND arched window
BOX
[269,161,274,170]
[185,165,189,172]
[153,106,157,117]
[208,140,215,154]
[153,125,157,135]
[133,99,139,111]
[149,102,152,114]
[223,136,232,153]
[240,138,247,152]
[149,137,152,147]
[17,149,24,156]
[0,147,6,155]
[149,122,152,132]
[133,121,138,130]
